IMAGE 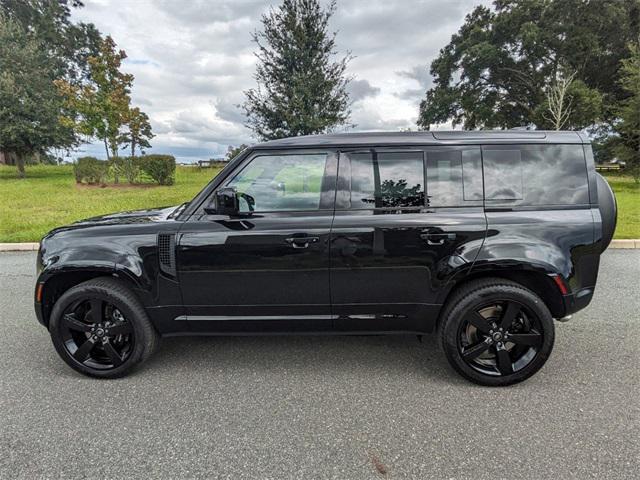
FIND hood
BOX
[75,205,180,226]
[41,205,183,241]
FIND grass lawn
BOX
[0,165,638,242]
[0,164,222,242]
[603,173,640,239]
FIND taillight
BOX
[551,274,568,295]
[35,283,44,303]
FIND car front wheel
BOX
[440,278,555,386]
[48,277,159,378]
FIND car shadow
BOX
[142,333,460,385]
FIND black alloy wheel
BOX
[440,278,555,386]
[60,298,134,370]
[49,278,158,378]
[458,300,543,377]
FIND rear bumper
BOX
[561,287,595,317]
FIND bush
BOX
[139,154,176,185]
[74,157,108,184]
[110,156,140,184]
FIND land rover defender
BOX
[35,131,617,385]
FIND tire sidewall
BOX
[442,285,555,387]
[49,282,148,378]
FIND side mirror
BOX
[204,187,239,216]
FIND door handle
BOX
[285,236,319,249]
[420,232,456,245]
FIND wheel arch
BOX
[38,269,141,328]
[438,268,565,325]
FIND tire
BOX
[440,278,554,387]
[49,277,159,378]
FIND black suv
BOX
[35,131,617,385]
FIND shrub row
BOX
[74,155,176,186]
[74,157,108,184]
[139,155,176,185]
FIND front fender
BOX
[35,225,183,328]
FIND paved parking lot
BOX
[0,251,638,479]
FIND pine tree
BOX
[242,0,351,140]
[120,107,154,157]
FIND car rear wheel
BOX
[49,277,159,378]
[440,278,554,386]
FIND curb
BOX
[0,243,39,252]
[1,239,640,251]
[608,239,640,249]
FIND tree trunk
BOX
[16,153,25,179]
[1,150,16,166]
[103,138,111,160]
[131,140,136,158]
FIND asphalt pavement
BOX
[0,251,638,479]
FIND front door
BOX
[177,149,338,333]
[330,147,487,333]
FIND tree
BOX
[120,107,154,157]
[0,14,75,177]
[0,0,100,176]
[613,40,640,183]
[225,144,248,161]
[417,0,637,130]
[242,0,351,140]
[0,0,101,83]
[542,69,577,130]
[57,36,133,160]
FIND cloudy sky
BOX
[70,0,488,162]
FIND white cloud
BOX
[70,0,487,162]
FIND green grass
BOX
[602,173,640,239]
[0,164,221,242]
[0,165,638,242]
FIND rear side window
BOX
[347,151,425,208]
[483,145,589,206]
[426,147,482,206]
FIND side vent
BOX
[158,233,176,277]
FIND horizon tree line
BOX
[1,0,639,181]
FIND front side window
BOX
[347,151,425,208]
[225,153,328,212]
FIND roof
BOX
[254,130,587,149]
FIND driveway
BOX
[0,251,638,479]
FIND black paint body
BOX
[35,131,603,336]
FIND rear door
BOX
[330,146,487,333]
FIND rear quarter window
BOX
[483,145,589,206]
